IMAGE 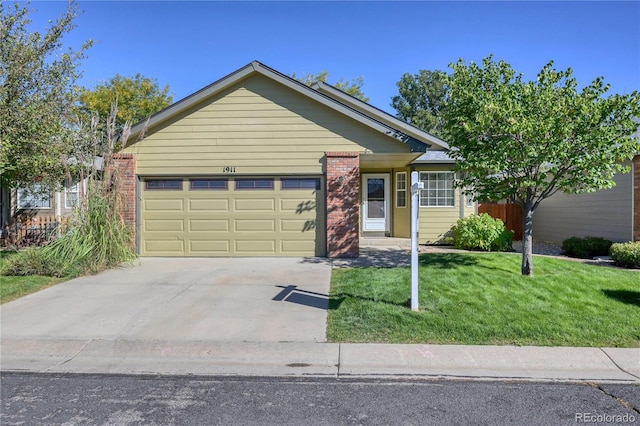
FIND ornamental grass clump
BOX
[42,181,135,276]
[449,213,513,252]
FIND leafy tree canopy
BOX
[78,73,173,130]
[0,1,92,189]
[391,69,448,136]
[443,55,640,275]
[291,71,369,102]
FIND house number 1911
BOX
[222,166,236,173]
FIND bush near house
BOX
[610,242,640,269]
[448,213,513,252]
[561,237,613,259]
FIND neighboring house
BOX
[534,156,640,244]
[0,181,82,229]
[115,61,476,258]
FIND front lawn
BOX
[328,252,640,347]
[0,251,64,304]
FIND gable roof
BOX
[127,61,439,153]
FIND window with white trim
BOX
[65,183,80,208]
[17,185,51,209]
[419,172,455,207]
[395,172,407,208]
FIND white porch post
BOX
[411,171,423,311]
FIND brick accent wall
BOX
[326,152,360,258]
[634,155,640,242]
[112,153,137,231]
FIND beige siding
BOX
[124,74,409,176]
[534,167,634,243]
[392,168,411,238]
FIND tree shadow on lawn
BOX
[419,253,479,269]
[602,290,640,308]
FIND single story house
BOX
[113,61,476,258]
[534,156,640,244]
[0,182,81,232]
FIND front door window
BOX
[367,178,385,219]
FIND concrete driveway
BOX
[1,257,332,343]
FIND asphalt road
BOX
[1,373,638,425]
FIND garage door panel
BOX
[281,240,316,254]
[188,239,230,254]
[281,218,316,233]
[189,199,229,212]
[234,198,275,212]
[144,239,184,255]
[235,219,276,232]
[144,219,184,232]
[280,198,316,213]
[189,219,229,232]
[235,240,276,253]
[144,199,184,211]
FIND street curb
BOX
[2,338,638,384]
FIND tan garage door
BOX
[140,177,325,257]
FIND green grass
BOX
[328,252,640,347]
[0,251,64,304]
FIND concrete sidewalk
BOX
[2,338,638,383]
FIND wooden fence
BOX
[1,215,71,248]
[478,203,523,240]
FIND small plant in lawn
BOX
[449,213,513,252]
[610,242,640,269]
[561,236,613,259]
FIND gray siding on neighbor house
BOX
[534,167,634,243]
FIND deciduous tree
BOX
[78,74,173,131]
[443,56,640,276]
[0,1,92,189]
[391,69,448,136]
[291,71,369,102]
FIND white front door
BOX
[362,174,390,232]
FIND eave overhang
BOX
[360,153,425,169]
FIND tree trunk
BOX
[521,204,534,276]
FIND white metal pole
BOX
[410,171,422,311]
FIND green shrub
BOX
[561,237,613,259]
[449,213,513,252]
[609,242,640,268]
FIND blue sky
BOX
[26,1,640,114]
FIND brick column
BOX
[112,153,137,231]
[326,152,360,258]
[634,155,640,242]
